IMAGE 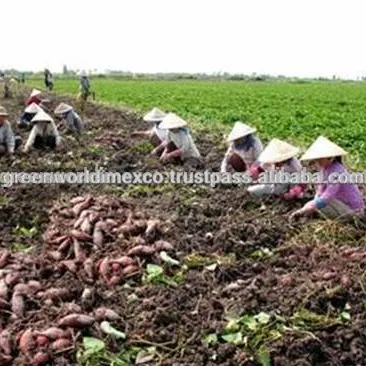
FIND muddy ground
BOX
[0,90,365,365]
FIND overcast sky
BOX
[2,0,366,78]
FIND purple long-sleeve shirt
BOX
[310,161,364,212]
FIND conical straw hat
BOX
[159,113,187,129]
[54,103,73,115]
[143,107,166,122]
[227,121,256,142]
[0,106,8,116]
[30,89,41,98]
[259,138,299,164]
[25,103,41,114]
[300,136,347,161]
[31,110,53,123]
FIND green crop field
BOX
[31,78,366,166]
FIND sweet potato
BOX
[153,240,174,252]
[80,217,92,234]
[27,281,42,293]
[58,314,95,328]
[112,263,121,272]
[59,260,78,274]
[72,197,93,216]
[58,238,71,252]
[0,353,12,365]
[122,265,139,276]
[73,209,91,229]
[0,280,9,299]
[50,338,72,352]
[70,196,86,205]
[0,298,9,309]
[11,294,25,317]
[105,219,118,227]
[108,275,121,286]
[70,230,91,242]
[43,288,72,302]
[73,239,86,263]
[37,327,69,341]
[36,335,48,347]
[112,256,135,267]
[0,330,12,355]
[99,258,111,282]
[49,235,69,246]
[88,212,100,225]
[19,328,34,355]
[0,251,10,269]
[5,272,20,287]
[47,251,63,261]
[94,307,120,322]
[92,227,104,248]
[13,284,31,296]
[127,245,155,257]
[145,219,160,238]
[83,258,94,279]
[32,352,50,365]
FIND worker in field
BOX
[220,121,264,177]
[290,136,364,221]
[131,107,168,150]
[25,89,42,106]
[54,103,84,133]
[44,69,54,91]
[247,138,306,199]
[0,107,22,154]
[3,75,12,98]
[151,113,203,168]
[39,99,51,113]
[18,102,41,129]
[77,71,91,112]
[23,110,62,152]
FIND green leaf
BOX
[255,312,271,325]
[222,332,243,345]
[83,337,105,352]
[204,333,218,345]
[240,315,258,331]
[339,311,351,322]
[226,317,240,331]
[160,251,180,266]
[146,264,163,277]
[100,321,126,339]
[258,349,271,366]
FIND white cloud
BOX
[1,0,366,78]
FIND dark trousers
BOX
[0,136,22,154]
[33,135,56,150]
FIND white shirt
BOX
[151,124,168,141]
[221,135,263,172]
[24,121,61,152]
[167,129,201,159]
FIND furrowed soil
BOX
[0,90,365,365]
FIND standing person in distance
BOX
[77,71,91,112]
[44,69,54,91]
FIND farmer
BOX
[77,71,91,112]
[0,107,22,154]
[23,110,62,152]
[220,121,263,177]
[247,138,306,199]
[152,113,202,168]
[18,102,41,129]
[54,103,84,133]
[44,69,54,91]
[25,89,42,106]
[131,107,168,148]
[290,136,364,221]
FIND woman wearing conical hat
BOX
[0,106,22,154]
[220,121,263,176]
[131,107,168,150]
[25,89,42,107]
[290,136,364,220]
[54,103,84,133]
[152,113,202,168]
[247,138,306,199]
[23,110,62,153]
[18,103,41,129]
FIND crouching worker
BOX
[23,110,62,153]
[18,103,41,129]
[0,107,22,154]
[221,121,263,177]
[25,89,42,106]
[290,136,364,221]
[54,103,84,133]
[247,138,306,199]
[131,107,167,149]
[152,113,202,168]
